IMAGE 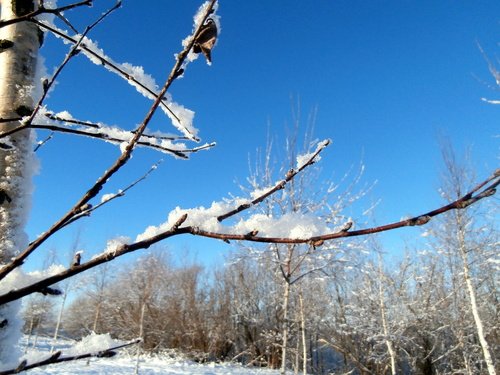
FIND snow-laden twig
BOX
[217,139,331,222]
[24,122,215,158]
[33,131,54,152]
[0,0,219,283]
[0,1,121,140]
[0,168,497,307]
[30,18,198,139]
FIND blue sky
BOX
[25,1,499,270]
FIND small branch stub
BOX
[0,40,14,52]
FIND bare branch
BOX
[60,160,164,227]
[217,139,331,222]
[0,0,219,282]
[0,0,93,28]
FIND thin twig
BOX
[60,160,164,227]
[217,140,331,222]
[0,0,219,282]
[0,0,92,28]
[33,131,54,152]
[0,2,121,140]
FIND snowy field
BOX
[18,336,282,375]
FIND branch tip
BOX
[340,221,353,232]
[172,213,188,230]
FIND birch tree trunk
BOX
[456,214,496,375]
[377,257,396,375]
[298,291,307,375]
[0,0,40,364]
[280,280,290,375]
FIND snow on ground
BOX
[20,336,282,374]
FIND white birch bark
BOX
[0,0,40,365]
[456,216,496,375]
[280,280,290,375]
[298,291,307,375]
[377,258,396,375]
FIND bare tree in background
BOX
[426,144,498,375]
[238,111,372,374]
[0,0,498,373]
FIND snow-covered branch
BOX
[217,139,331,222]
[0,168,497,307]
[30,17,197,139]
[0,0,220,283]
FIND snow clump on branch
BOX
[182,1,221,65]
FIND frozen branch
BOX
[33,131,54,152]
[217,139,331,222]
[30,18,195,137]
[188,168,500,245]
[20,123,214,158]
[0,168,497,306]
[0,0,219,282]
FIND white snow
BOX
[103,237,130,256]
[34,108,198,157]
[20,335,282,375]
[136,199,333,242]
[100,193,116,203]
[481,97,500,104]
[296,139,330,169]
[64,333,126,357]
[0,266,65,296]
[234,212,332,238]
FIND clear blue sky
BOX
[25,1,499,270]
